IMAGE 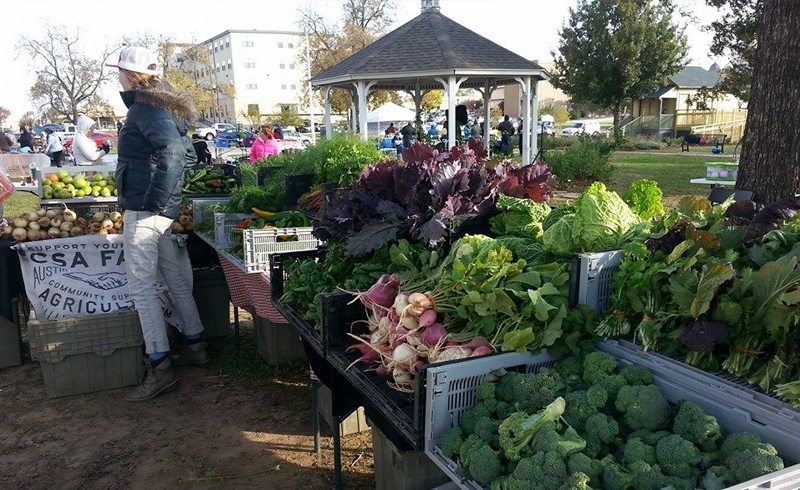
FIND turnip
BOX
[92,212,106,223]
[36,209,46,217]
[346,343,380,365]
[25,211,39,222]
[37,217,51,228]
[178,215,192,226]
[26,229,41,241]
[12,228,27,241]
[418,309,437,328]
[101,219,114,230]
[421,323,447,346]
[430,346,472,363]
[374,365,390,378]
[109,211,122,221]
[45,209,58,219]
[98,229,108,235]
[392,293,409,316]
[351,274,400,309]
[2,225,13,236]
[13,218,28,229]
[28,222,41,231]
[406,292,432,317]
[59,231,70,238]
[471,346,493,357]
[50,217,63,228]
[75,217,88,228]
[69,226,84,237]
[48,227,61,237]
[62,207,76,222]
[399,315,418,331]
[392,343,417,366]
[60,221,73,232]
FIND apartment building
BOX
[189,29,306,124]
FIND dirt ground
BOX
[0,312,376,490]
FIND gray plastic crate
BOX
[27,311,144,398]
[371,419,449,490]
[424,346,800,490]
[189,197,230,227]
[572,250,624,314]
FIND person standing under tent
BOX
[385,122,396,136]
[73,115,110,165]
[471,119,482,142]
[108,46,207,402]
[44,128,64,167]
[517,118,524,155]
[498,115,515,156]
[18,126,34,152]
[400,122,415,149]
[191,133,212,164]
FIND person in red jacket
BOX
[249,125,280,163]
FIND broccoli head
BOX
[622,437,657,466]
[474,417,501,447]
[466,444,503,484]
[718,432,762,464]
[701,467,731,490]
[596,373,628,402]
[583,412,621,458]
[672,400,722,451]
[567,453,604,487]
[563,388,606,432]
[531,421,586,456]
[495,370,564,413]
[460,403,492,434]
[475,380,496,402]
[583,351,618,384]
[440,426,464,459]
[495,400,516,419]
[628,461,674,490]
[512,451,568,489]
[490,476,534,490]
[727,443,784,484]
[655,434,702,480]
[620,365,653,385]
[552,356,584,388]
[627,430,671,446]
[615,384,671,431]
[459,434,486,465]
[499,397,566,461]
[560,471,592,490]
[602,462,635,490]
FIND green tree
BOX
[421,90,444,112]
[736,1,800,202]
[540,100,571,124]
[551,0,688,132]
[272,106,304,128]
[704,0,761,102]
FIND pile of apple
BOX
[1,206,124,242]
[42,170,117,200]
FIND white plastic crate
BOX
[573,250,624,314]
[213,212,254,248]
[424,345,800,490]
[189,197,230,227]
[241,227,321,273]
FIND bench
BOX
[682,133,727,153]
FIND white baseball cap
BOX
[107,46,159,76]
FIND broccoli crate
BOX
[423,345,800,490]
[27,311,144,398]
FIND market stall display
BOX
[34,166,118,204]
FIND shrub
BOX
[633,140,664,150]
[546,135,616,182]
[663,137,684,148]
[542,137,578,151]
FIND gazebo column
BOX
[436,76,467,150]
[354,81,376,141]
[530,79,540,162]
[323,87,332,140]
[484,79,494,151]
[515,77,532,164]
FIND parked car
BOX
[537,115,556,136]
[40,123,64,132]
[64,132,117,152]
[281,128,311,146]
[195,123,237,140]
[214,129,254,148]
[560,120,603,137]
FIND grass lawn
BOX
[608,152,710,205]
[2,192,39,218]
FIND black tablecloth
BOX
[0,241,24,323]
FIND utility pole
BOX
[306,32,316,144]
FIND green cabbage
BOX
[543,214,579,257]
[572,182,641,252]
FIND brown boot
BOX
[125,357,178,402]
[170,341,211,367]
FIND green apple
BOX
[73,176,88,188]
[97,180,107,188]
[101,188,112,197]
[76,189,86,197]
[63,176,74,185]
[93,174,104,182]
[113,189,117,196]
[53,182,65,190]
[65,184,75,191]
[58,189,72,199]
[57,170,69,180]
[91,190,100,197]
[43,187,54,199]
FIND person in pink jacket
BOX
[250,125,280,163]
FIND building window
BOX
[278,42,284,48]
[244,62,256,69]
[279,63,285,69]
[242,40,254,47]
[281,84,287,90]
[289,63,295,69]
[227,60,232,70]
[246,83,258,90]
[290,84,297,90]
[214,46,218,53]
[225,40,230,48]
[288,43,294,48]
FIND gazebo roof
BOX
[311,10,548,90]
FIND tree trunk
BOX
[612,101,622,141]
[736,1,800,203]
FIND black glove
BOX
[102,142,111,154]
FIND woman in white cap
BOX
[109,46,207,402]
[72,115,110,165]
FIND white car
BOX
[281,129,311,146]
[560,120,603,137]
[195,123,237,140]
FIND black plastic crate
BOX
[42,202,120,215]
[285,173,314,208]
[448,211,497,243]
[321,291,368,356]
[257,165,283,186]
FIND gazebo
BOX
[311,0,549,164]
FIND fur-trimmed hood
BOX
[121,83,198,122]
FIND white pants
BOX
[123,210,204,354]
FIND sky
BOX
[2,0,722,124]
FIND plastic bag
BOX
[0,172,14,203]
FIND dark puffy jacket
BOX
[116,83,197,219]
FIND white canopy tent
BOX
[367,102,417,124]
